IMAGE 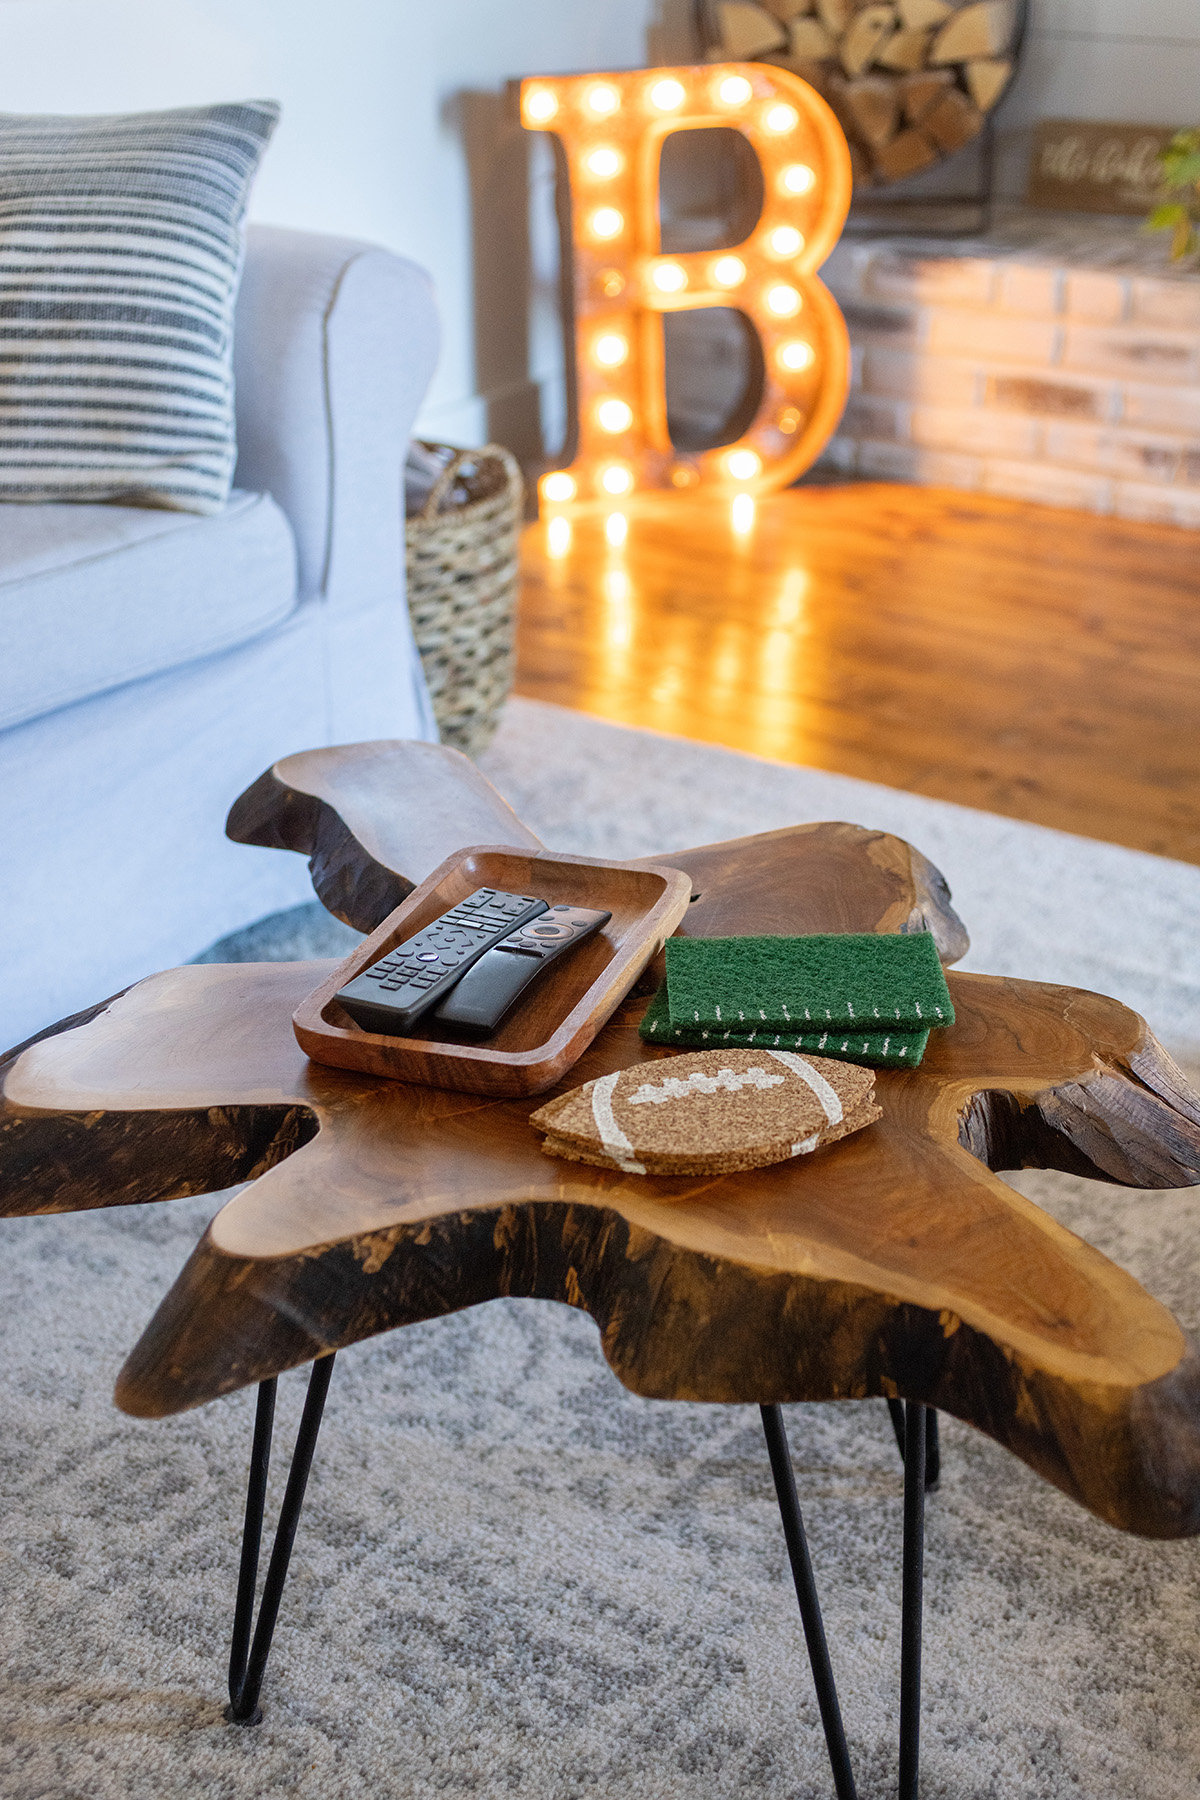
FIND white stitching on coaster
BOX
[589,1073,646,1173]
[628,1065,785,1106]
[765,1050,844,1125]
[790,1133,820,1156]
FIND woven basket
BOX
[405,441,524,759]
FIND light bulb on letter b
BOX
[520,64,851,500]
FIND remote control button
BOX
[339,890,564,1037]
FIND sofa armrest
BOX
[232,224,440,610]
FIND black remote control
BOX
[336,889,548,1036]
[432,904,612,1038]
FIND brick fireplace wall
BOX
[818,219,1200,526]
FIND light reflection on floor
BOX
[518,486,1200,862]
[528,495,819,767]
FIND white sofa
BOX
[0,225,440,1048]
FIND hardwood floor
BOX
[516,482,1200,864]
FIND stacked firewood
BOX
[708,0,1019,184]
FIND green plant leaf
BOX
[1146,202,1188,228]
[1163,153,1200,186]
[1147,132,1200,251]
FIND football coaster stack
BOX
[638,931,955,1068]
[530,1048,881,1177]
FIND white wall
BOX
[994,1,1200,196]
[0,0,680,445]
[1007,1,1200,132]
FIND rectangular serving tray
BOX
[293,843,693,1095]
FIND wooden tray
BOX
[293,844,693,1095]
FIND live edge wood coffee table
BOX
[4,741,1200,1798]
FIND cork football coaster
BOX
[530,1048,880,1177]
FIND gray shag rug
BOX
[5,699,1200,1799]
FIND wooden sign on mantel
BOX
[1027,120,1176,215]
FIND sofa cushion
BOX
[0,101,278,514]
[0,487,297,729]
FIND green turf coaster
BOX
[663,931,954,1038]
[637,982,930,1068]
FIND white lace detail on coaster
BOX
[628,1066,784,1106]
[589,1073,646,1173]
[765,1049,844,1125]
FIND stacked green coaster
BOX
[637,931,954,1069]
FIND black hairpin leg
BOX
[760,1404,859,1800]
[226,1354,336,1725]
[887,1398,940,1491]
[899,1401,927,1800]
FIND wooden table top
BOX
[4,741,1200,1540]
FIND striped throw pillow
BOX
[0,101,278,515]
